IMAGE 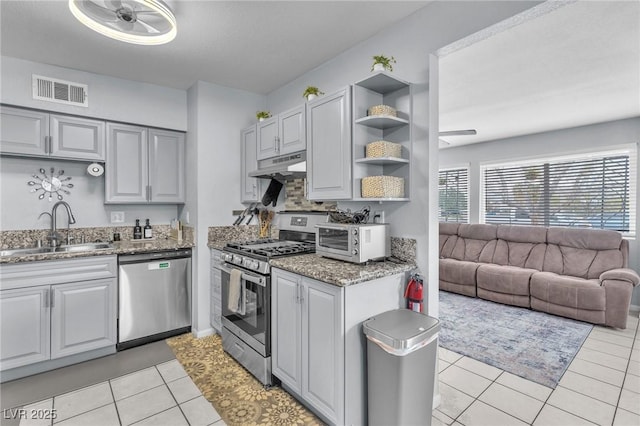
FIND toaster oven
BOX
[315,223,389,263]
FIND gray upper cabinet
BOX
[0,105,105,161]
[50,114,105,161]
[241,125,262,203]
[149,129,185,203]
[306,88,352,200]
[105,123,185,204]
[257,105,306,161]
[279,105,306,155]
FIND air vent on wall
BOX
[32,75,88,107]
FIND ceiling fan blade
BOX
[116,19,135,32]
[438,139,451,146]
[135,17,162,34]
[109,0,123,9]
[83,1,119,22]
[438,129,477,136]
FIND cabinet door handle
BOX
[43,289,49,308]
[299,285,304,304]
[295,283,299,304]
[50,289,55,308]
[275,136,280,153]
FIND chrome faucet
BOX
[47,201,76,248]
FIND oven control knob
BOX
[233,255,242,264]
[353,238,358,245]
[352,229,358,235]
[352,248,358,255]
[250,260,260,270]
[223,253,233,262]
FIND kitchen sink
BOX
[1,242,114,257]
[55,242,114,252]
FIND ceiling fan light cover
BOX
[68,0,177,45]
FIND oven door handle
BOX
[316,224,349,231]
[220,264,267,287]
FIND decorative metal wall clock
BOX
[28,167,73,201]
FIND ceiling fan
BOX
[68,0,177,45]
[438,129,477,146]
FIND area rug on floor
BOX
[166,334,322,426]
[438,291,593,388]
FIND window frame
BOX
[438,165,470,224]
[479,147,637,237]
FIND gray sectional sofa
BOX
[439,223,640,329]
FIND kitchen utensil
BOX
[245,204,259,225]
[258,209,274,238]
[261,179,283,207]
[233,207,249,225]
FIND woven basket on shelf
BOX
[367,104,397,117]
[361,176,405,198]
[366,141,402,159]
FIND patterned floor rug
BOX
[438,291,593,388]
[166,334,323,426]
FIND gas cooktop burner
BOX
[224,239,315,259]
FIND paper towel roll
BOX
[87,163,104,177]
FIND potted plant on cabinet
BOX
[303,86,324,101]
[256,111,271,122]
[371,54,396,72]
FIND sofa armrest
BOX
[600,268,640,286]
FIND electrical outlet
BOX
[373,210,385,224]
[110,211,125,223]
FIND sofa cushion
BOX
[493,225,547,270]
[451,224,498,262]
[440,259,481,286]
[477,264,536,296]
[543,227,625,279]
[530,271,605,311]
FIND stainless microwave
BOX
[315,223,390,263]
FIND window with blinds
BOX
[481,149,636,234]
[439,168,469,223]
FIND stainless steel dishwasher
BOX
[117,249,192,350]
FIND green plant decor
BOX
[256,111,271,120]
[371,55,397,72]
[303,86,324,98]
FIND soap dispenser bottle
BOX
[133,219,142,240]
[144,219,153,239]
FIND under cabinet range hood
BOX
[249,151,306,181]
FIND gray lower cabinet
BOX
[0,256,117,380]
[241,125,262,203]
[306,88,352,200]
[0,285,51,370]
[50,278,117,359]
[0,105,105,161]
[210,249,222,332]
[272,267,405,426]
[105,123,185,204]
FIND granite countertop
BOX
[0,239,194,264]
[270,253,416,287]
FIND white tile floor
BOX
[10,314,639,426]
[433,313,640,426]
[17,360,225,426]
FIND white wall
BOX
[1,56,187,130]
[183,81,265,336]
[439,117,640,305]
[266,0,541,316]
[0,56,188,232]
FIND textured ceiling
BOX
[439,1,640,147]
[0,0,429,93]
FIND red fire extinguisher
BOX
[404,273,424,313]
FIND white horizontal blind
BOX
[482,148,636,235]
[439,168,469,223]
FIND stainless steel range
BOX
[220,211,328,386]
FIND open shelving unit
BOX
[352,71,412,202]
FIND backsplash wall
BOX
[284,178,337,211]
[0,156,179,230]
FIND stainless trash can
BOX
[363,309,440,426]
